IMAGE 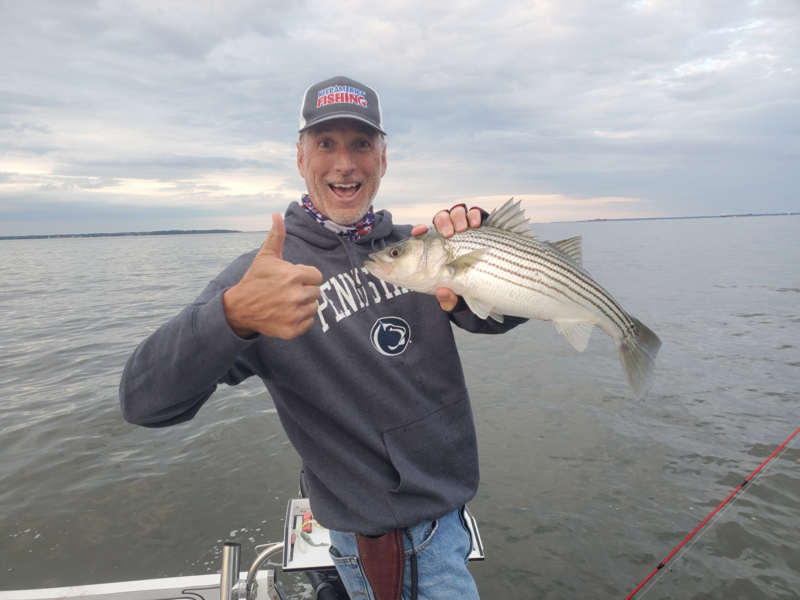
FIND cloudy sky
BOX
[1,0,797,235]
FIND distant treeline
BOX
[0,229,241,241]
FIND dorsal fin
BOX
[484,198,535,238]
[549,236,583,264]
[545,236,591,276]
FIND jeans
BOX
[328,507,479,600]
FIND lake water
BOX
[1,216,798,599]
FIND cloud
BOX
[384,193,650,226]
[0,194,281,236]
[0,0,797,234]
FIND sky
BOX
[1,0,798,235]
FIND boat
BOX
[0,474,484,600]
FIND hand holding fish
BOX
[411,204,486,312]
[223,213,323,339]
[411,204,485,238]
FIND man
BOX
[120,76,524,600]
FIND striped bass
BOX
[364,199,662,399]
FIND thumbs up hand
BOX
[223,213,323,339]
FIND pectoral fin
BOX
[554,320,596,351]
[447,248,490,275]
[463,295,505,322]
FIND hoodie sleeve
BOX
[119,255,260,428]
[447,305,528,334]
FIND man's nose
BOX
[332,147,356,172]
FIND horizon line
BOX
[0,212,796,240]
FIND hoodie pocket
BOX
[382,397,479,525]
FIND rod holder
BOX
[220,541,241,600]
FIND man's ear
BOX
[296,141,306,178]
[380,142,387,177]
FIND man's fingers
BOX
[289,315,317,339]
[259,213,286,259]
[467,208,483,229]
[432,210,454,237]
[449,205,468,233]
[273,297,320,339]
[296,264,324,286]
[411,223,429,237]
[435,287,459,312]
[297,281,322,307]
[432,205,481,239]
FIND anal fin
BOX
[553,320,595,351]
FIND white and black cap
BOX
[299,75,386,135]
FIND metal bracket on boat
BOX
[221,540,285,600]
[245,542,284,600]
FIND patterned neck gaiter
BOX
[302,194,375,242]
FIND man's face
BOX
[296,119,387,226]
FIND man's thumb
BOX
[259,213,286,259]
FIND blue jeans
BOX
[328,507,479,600]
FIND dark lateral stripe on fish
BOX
[456,238,611,308]
[454,232,591,284]
[451,231,606,293]
[462,230,634,332]
[469,262,581,304]
[471,259,635,337]
[451,232,634,335]
[491,258,634,336]
[457,229,590,280]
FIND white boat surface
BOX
[0,571,274,600]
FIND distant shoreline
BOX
[0,229,241,241]
[1,212,796,240]
[572,212,797,224]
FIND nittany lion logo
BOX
[370,317,411,356]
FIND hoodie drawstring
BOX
[337,236,368,312]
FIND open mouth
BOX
[329,182,362,199]
[363,255,392,277]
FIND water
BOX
[1,216,798,599]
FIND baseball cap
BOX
[299,76,386,135]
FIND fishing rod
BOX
[624,426,800,600]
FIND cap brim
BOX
[298,112,386,135]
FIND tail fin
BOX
[616,317,662,400]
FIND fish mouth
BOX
[364,255,392,278]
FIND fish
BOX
[364,198,662,399]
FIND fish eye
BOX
[389,248,401,258]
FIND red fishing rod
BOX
[624,426,800,600]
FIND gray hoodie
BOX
[120,201,524,534]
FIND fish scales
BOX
[456,228,634,337]
[364,198,662,399]
[448,228,635,336]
